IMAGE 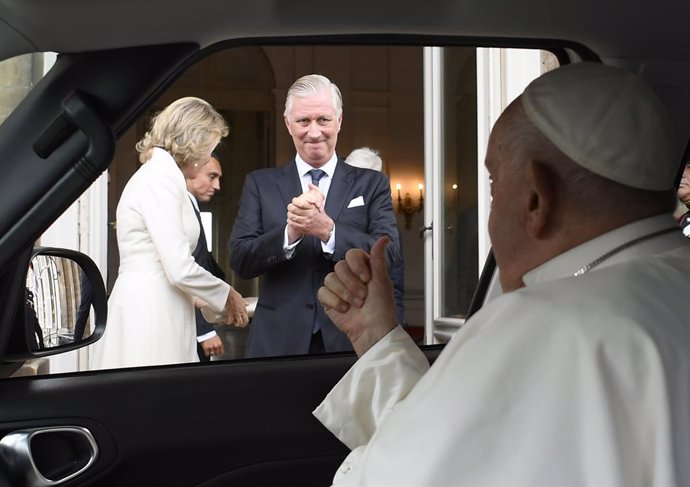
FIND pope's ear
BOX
[525,160,556,238]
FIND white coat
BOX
[90,148,229,369]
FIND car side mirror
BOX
[4,247,107,362]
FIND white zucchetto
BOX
[521,62,680,191]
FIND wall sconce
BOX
[396,183,424,230]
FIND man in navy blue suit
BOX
[229,74,401,358]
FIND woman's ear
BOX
[524,160,556,238]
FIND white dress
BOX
[90,148,230,370]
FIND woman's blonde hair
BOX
[136,97,229,167]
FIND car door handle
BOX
[0,426,98,486]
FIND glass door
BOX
[423,47,552,343]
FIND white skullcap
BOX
[521,62,679,191]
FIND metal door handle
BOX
[0,426,98,486]
[419,223,433,239]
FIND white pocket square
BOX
[347,196,365,208]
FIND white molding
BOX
[423,46,444,344]
[476,48,543,271]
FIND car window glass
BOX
[5,44,558,376]
[0,53,55,128]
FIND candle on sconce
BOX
[396,181,424,229]
[452,183,458,206]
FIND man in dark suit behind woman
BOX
[229,74,401,358]
[187,154,227,361]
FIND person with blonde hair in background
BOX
[91,97,248,370]
[345,147,383,172]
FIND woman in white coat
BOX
[90,97,248,370]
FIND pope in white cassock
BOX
[315,62,690,486]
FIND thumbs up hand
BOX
[318,236,398,356]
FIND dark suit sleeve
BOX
[191,205,225,338]
[331,171,401,266]
[229,171,291,279]
[194,255,223,337]
[195,308,214,337]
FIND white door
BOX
[423,47,548,343]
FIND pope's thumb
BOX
[370,236,390,280]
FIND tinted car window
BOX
[5,43,556,375]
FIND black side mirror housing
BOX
[4,247,107,362]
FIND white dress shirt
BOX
[283,154,338,257]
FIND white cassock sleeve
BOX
[314,264,690,487]
[313,326,430,449]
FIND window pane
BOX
[441,47,479,319]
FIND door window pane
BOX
[442,47,479,320]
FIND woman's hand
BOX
[224,287,249,327]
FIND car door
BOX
[0,42,446,486]
[1,352,356,486]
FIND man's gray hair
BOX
[284,74,343,118]
[346,147,383,172]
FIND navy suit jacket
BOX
[229,158,400,357]
[191,200,225,338]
